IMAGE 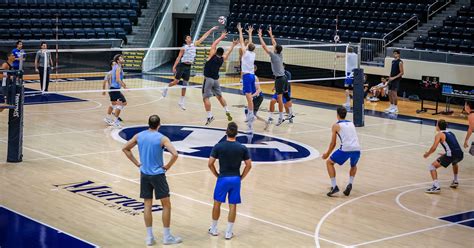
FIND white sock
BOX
[163,227,171,238]
[349,176,354,184]
[207,111,213,118]
[248,110,254,119]
[346,96,350,105]
[179,96,185,104]
[433,180,440,188]
[226,222,234,234]
[393,104,398,109]
[279,112,283,119]
[146,227,154,239]
[288,107,293,115]
[454,174,458,182]
[330,177,337,188]
[211,220,218,230]
[224,106,229,112]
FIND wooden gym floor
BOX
[0,77,473,247]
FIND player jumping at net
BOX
[237,23,257,133]
[258,27,291,126]
[322,107,361,197]
[162,26,219,110]
[423,119,464,194]
[202,32,238,125]
[243,65,265,122]
[107,54,127,128]
[208,122,252,240]
[266,63,294,128]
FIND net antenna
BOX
[55,14,59,86]
[333,15,340,79]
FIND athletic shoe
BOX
[205,116,214,126]
[113,121,122,129]
[388,107,398,114]
[117,117,123,122]
[264,117,273,130]
[162,88,168,97]
[178,103,186,111]
[450,181,459,189]
[225,232,234,240]
[287,114,295,123]
[163,235,182,245]
[342,103,351,108]
[226,112,233,121]
[343,184,352,196]
[327,186,340,197]
[104,117,114,125]
[384,106,394,113]
[425,185,441,194]
[275,118,285,126]
[146,237,156,246]
[208,228,219,236]
[369,97,380,102]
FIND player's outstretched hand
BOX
[237,23,242,32]
[232,39,239,46]
[464,141,469,149]
[423,152,429,158]
[322,152,329,160]
[257,29,263,37]
[268,26,273,36]
[211,26,219,31]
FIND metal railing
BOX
[190,0,209,42]
[386,47,474,66]
[149,0,171,46]
[383,15,419,47]
[360,38,386,67]
[427,0,452,21]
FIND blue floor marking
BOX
[439,210,474,228]
[24,88,86,105]
[0,206,97,248]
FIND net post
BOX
[353,68,365,127]
[7,71,24,163]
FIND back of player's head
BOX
[7,53,14,60]
[337,107,347,119]
[216,47,224,56]
[248,43,256,52]
[393,49,400,55]
[275,44,283,54]
[109,60,115,67]
[437,119,447,130]
[348,47,354,53]
[466,101,474,110]
[148,115,161,129]
[226,122,238,138]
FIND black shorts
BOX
[109,90,127,102]
[253,95,264,114]
[437,154,463,167]
[175,63,191,82]
[389,78,401,91]
[274,76,288,94]
[283,91,291,102]
[140,173,170,200]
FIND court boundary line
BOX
[314,178,474,248]
[18,144,347,247]
[0,204,99,247]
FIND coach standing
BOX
[122,115,182,246]
[208,122,252,240]
[35,42,53,92]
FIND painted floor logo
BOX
[113,125,319,163]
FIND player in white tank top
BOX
[162,26,219,110]
[338,47,359,108]
[322,107,361,197]
[237,22,257,133]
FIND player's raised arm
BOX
[195,26,219,46]
[209,32,227,60]
[237,23,246,53]
[258,29,270,55]
[172,48,185,74]
[268,26,277,47]
[223,39,238,61]
[246,25,254,44]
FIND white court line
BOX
[395,185,474,231]
[166,169,209,177]
[351,218,474,247]
[361,143,419,152]
[0,204,99,247]
[19,144,345,247]
[0,149,122,165]
[314,178,474,248]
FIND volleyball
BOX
[218,16,227,25]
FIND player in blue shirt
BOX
[12,40,25,70]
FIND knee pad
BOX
[116,105,124,110]
[428,164,436,171]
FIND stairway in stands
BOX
[392,1,462,48]
[192,0,231,75]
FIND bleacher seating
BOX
[0,0,141,43]
[414,4,474,53]
[226,0,431,43]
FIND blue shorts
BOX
[242,74,256,95]
[344,72,353,87]
[272,91,291,104]
[330,149,360,167]
[214,176,241,204]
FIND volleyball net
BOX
[18,43,358,95]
